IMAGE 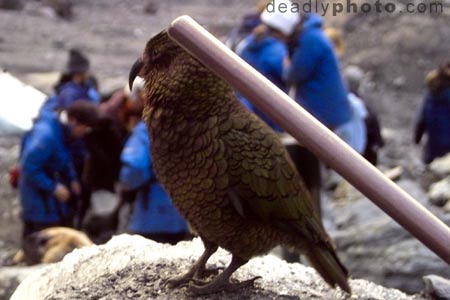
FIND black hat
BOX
[65,48,90,74]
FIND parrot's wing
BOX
[222,112,327,242]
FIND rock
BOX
[393,76,406,88]
[326,177,449,294]
[144,0,158,14]
[0,265,44,300]
[331,178,428,230]
[384,166,404,181]
[443,201,450,214]
[333,167,404,204]
[0,0,23,10]
[428,176,450,207]
[335,218,450,294]
[429,153,450,179]
[343,65,365,94]
[11,235,427,300]
[42,0,73,20]
[396,179,430,205]
[423,275,450,300]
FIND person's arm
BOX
[284,31,324,85]
[62,157,80,195]
[265,43,288,89]
[119,163,150,191]
[87,86,101,104]
[119,129,151,190]
[21,133,57,193]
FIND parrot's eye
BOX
[151,48,161,60]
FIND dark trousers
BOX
[284,143,322,218]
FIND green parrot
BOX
[129,30,350,295]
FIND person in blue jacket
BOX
[119,101,189,245]
[276,11,352,130]
[37,48,102,229]
[253,2,322,207]
[415,62,450,164]
[39,48,100,117]
[19,100,99,238]
[237,24,288,132]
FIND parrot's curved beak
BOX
[129,57,144,91]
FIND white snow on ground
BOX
[0,71,46,135]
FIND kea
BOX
[129,30,351,295]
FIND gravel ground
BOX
[10,235,430,300]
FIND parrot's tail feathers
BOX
[305,244,351,294]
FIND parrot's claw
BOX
[190,278,209,286]
[195,266,224,279]
[187,276,262,295]
[165,266,224,288]
[166,239,220,289]
[165,274,194,288]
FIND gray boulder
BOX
[0,265,44,300]
[428,176,450,207]
[11,235,427,300]
[325,178,450,293]
[429,154,450,179]
[0,0,23,10]
[423,274,450,300]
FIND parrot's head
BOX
[129,30,231,113]
[129,30,201,100]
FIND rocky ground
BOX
[1,0,450,298]
[8,235,432,300]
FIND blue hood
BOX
[303,13,323,30]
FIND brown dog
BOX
[13,227,94,265]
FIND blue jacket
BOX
[415,88,450,163]
[284,14,351,128]
[238,34,287,132]
[19,113,77,223]
[120,122,188,234]
[56,81,100,110]
[38,80,99,125]
[41,81,99,171]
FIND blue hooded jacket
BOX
[38,78,100,118]
[238,34,287,132]
[19,112,77,223]
[120,122,188,235]
[415,88,450,163]
[284,14,351,128]
[56,81,100,109]
[39,80,100,172]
